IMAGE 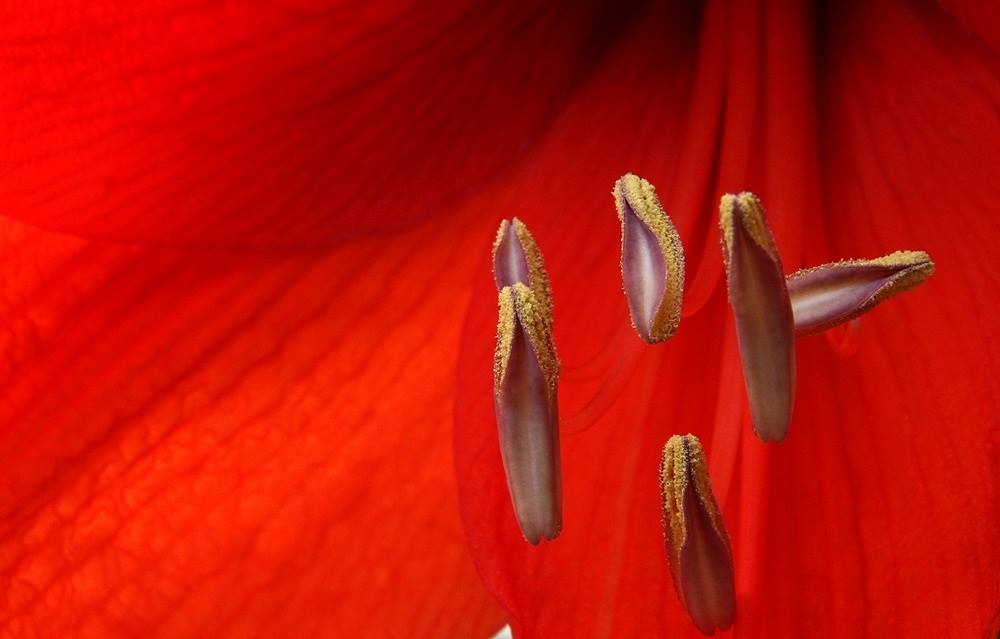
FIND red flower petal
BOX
[759,3,999,636]
[0,212,503,636]
[1,1,624,247]
[455,0,999,637]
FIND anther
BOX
[719,193,795,442]
[787,250,934,335]
[660,434,735,636]
[492,219,561,544]
[613,174,685,343]
[493,218,554,325]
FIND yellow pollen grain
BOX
[719,192,781,275]
[660,435,690,566]
[660,434,731,568]
[511,218,554,323]
[492,219,509,251]
[493,283,560,400]
[494,286,517,388]
[492,219,510,263]
[614,173,685,342]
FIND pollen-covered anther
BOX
[660,434,735,636]
[719,192,795,443]
[493,217,553,325]
[493,219,561,545]
[787,250,935,335]
[613,173,685,344]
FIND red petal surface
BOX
[455,0,999,637]
[0,0,623,247]
[0,211,503,637]
[762,2,1000,636]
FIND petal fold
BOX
[0,2,629,247]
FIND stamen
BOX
[719,193,795,443]
[493,217,554,325]
[613,174,685,343]
[660,434,735,636]
[787,251,934,335]
[493,219,561,544]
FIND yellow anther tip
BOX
[720,192,780,267]
[494,284,559,400]
[660,434,728,561]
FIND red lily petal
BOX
[456,0,999,637]
[0,213,503,637]
[1,1,624,247]
[759,2,1000,637]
